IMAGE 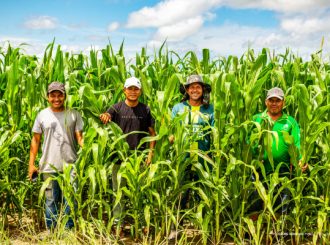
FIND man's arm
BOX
[28,133,41,180]
[75,131,84,147]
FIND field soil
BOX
[4,214,237,245]
[4,215,313,244]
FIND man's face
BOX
[124,86,141,101]
[47,91,65,111]
[265,97,284,116]
[186,82,203,102]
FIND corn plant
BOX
[0,41,329,244]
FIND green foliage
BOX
[0,42,329,244]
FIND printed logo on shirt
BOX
[121,115,144,119]
[282,124,290,131]
[192,124,204,139]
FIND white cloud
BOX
[281,16,330,35]
[24,16,58,30]
[223,0,330,13]
[0,36,31,44]
[125,0,330,58]
[169,23,329,59]
[153,16,203,42]
[0,37,47,57]
[107,22,120,32]
[61,44,83,53]
[126,0,222,28]
[126,0,330,30]
[126,0,222,45]
[205,12,217,21]
[3,0,329,60]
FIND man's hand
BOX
[100,112,111,124]
[146,151,153,166]
[168,135,174,144]
[28,165,39,180]
[299,161,308,172]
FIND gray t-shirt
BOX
[32,107,83,173]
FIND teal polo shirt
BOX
[252,110,301,174]
[171,101,214,152]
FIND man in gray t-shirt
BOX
[32,108,83,172]
[28,81,83,230]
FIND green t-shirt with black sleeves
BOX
[252,110,301,174]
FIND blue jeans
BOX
[112,163,127,222]
[43,170,76,230]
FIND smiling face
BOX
[124,86,141,102]
[48,90,65,112]
[265,97,284,118]
[186,82,203,105]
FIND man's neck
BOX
[50,106,65,112]
[267,111,282,121]
[125,99,139,107]
[188,99,202,107]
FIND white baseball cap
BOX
[266,87,284,100]
[124,77,142,89]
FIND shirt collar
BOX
[261,110,288,121]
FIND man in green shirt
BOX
[252,87,305,174]
[250,87,307,215]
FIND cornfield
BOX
[0,41,329,244]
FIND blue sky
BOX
[1,0,329,59]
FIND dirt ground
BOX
[2,215,224,245]
[2,215,314,245]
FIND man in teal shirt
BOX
[171,75,214,160]
[169,75,214,237]
[171,75,214,202]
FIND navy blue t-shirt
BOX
[107,101,154,150]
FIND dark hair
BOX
[180,86,210,108]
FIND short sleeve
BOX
[107,104,118,119]
[107,106,114,116]
[32,113,42,134]
[146,106,155,128]
[171,104,179,119]
[291,118,301,150]
[75,111,84,132]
